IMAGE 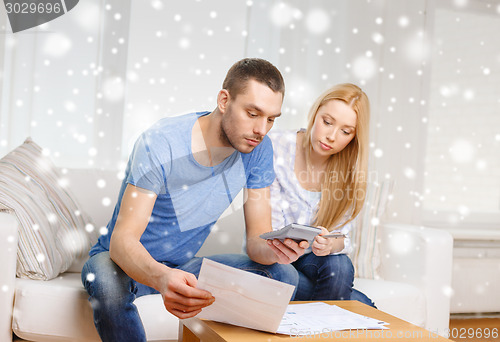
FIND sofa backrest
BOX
[64,168,122,231]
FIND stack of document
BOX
[277,302,388,335]
[196,259,388,335]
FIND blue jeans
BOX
[81,252,299,342]
[293,253,376,307]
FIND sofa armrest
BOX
[378,222,453,334]
[0,212,18,342]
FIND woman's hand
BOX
[312,226,343,256]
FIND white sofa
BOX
[0,168,453,341]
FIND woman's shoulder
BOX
[268,130,301,171]
[268,129,300,147]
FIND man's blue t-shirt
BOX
[89,111,275,266]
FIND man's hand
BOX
[266,238,309,264]
[312,226,343,256]
[161,268,215,319]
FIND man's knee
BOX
[267,263,299,286]
[321,254,354,279]
[190,254,299,287]
[82,252,134,300]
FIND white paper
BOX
[196,258,295,333]
[277,302,389,335]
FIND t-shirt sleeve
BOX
[244,136,276,189]
[125,133,169,195]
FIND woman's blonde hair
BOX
[303,83,370,230]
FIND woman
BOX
[268,83,374,306]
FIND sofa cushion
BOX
[0,138,96,280]
[13,273,179,342]
[354,277,426,327]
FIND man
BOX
[81,58,309,341]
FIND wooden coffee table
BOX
[178,300,453,341]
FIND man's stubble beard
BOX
[219,114,238,150]
[220,108,262,153]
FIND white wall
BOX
[1,0,500,229]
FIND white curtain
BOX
[0,0,130,169]
[1,0,499,227]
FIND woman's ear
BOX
[217,89,230,114]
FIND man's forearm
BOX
[246,237,279,265]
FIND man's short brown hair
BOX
[222,58,285,99]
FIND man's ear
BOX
[217,89,230,114]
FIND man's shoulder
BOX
[239,134,273,166]
[145,111,207,134]
[251,134,273,155]
[140,111,208,145]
